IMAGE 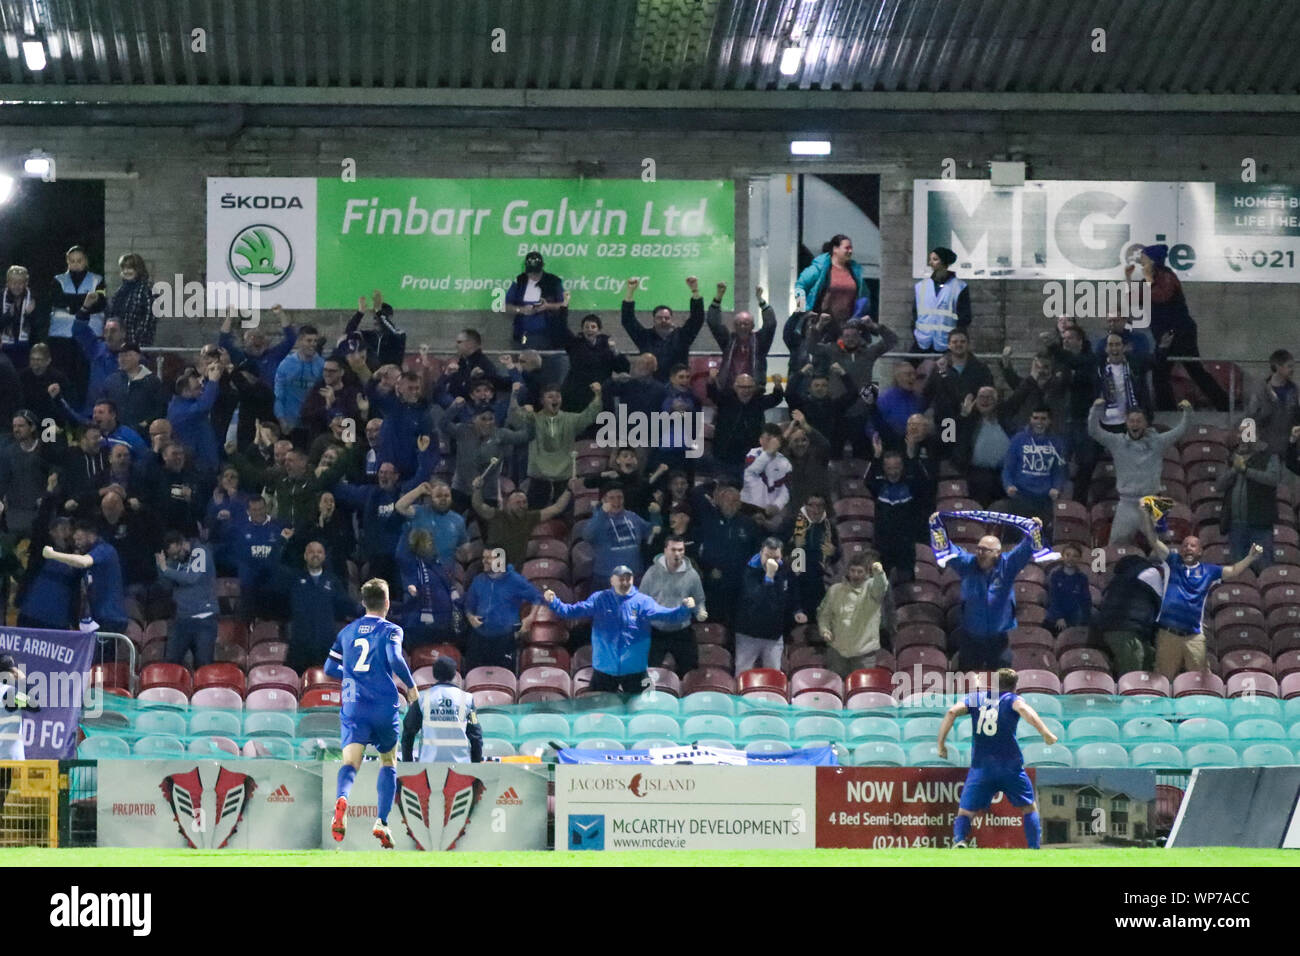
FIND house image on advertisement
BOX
[1040,784,1151,845]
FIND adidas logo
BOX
[267,784,294,804]
[496,787,522,806]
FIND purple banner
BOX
[0,626,98,759]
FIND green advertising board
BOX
[207,177,735,310]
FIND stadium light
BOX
[24,153,51,179]
[790,140,831,156]
[22,39,47,72]
[780,46,803,76]
[0,176,15,205]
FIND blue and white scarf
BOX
[929,510,1060,568]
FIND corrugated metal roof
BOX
[3,0,1298,96]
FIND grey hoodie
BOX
[159,542,218,619]
[1087,405,1188,499]
[638,552,706,630]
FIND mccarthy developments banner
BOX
[913,180,1300,282]
[97,760,324,849]
[325,762,548,852]
[555,765,815,851]
[0,626,96,759]
[207,177,735,310]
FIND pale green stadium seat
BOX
[1019,693,1062,718]
[907,741,959,767]
[1240,744,1295,766]
[901,716,943,743]
[571,713,626,739]
[295,737,342,759]
[1120,717,1176,745]
[516,713,570,738]
[737,715,792,741]
[1172,697,1230,722]
[1017,716,1066,742]
[846,716,901,744]
[692,737,736,750]
[296,711,340,737]
[626,693,681,717]
[244,711,296,737]
[478,712,516,739]
[793,715,846,743]
[629,737,679,750]
[133,709,187,737]
[680,692,736,717]
[852,742,907,766]
[1175,717,1230,745]
[1128,743,1185,768]
[78,735,130,759]
[1073,742,1130,767]
[1225,697,1284,723]
[744,740,794,755]
[1066,716,1121,744]
[574,737,624,751]
[515,736,569,759]
[132,735,186,757]
[1022,742,1074,767]
[1184,743,1240,767]
[626,713,682,740]
[481,738,516,759]
[189,710,242,738]
[682,714,737,740]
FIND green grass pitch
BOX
[2,847,1295,866]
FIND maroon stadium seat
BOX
[846,668,894,697]
[139,662,193,696]
[524,538,569,562]
[843,691,896,711]
[1219,649,1274,679]
[141,620,169,648]
[247,664,301,696]
[1267,606,1300,635]
[301,667,336,692]
[522,558,571,585]
[1208,583,1262,613]
[517,666,572,702]
[1116,671,1171,696]
[299,687,342,709]
[875,650,896,672]
[531,518,569,540]
[1062,671,1116,695]
[896,646,947,673]
[1013,581,1047,607]
[682,667,736,696]
[737,668,788,699]
[1275,649,1300,680]
[785,645,827,674]
[247,642,289,668]
[1172,671,1225,697]
[894,624,947,652]
[464,667,517,697]
[570,644,594,674]
[190,686,244,710]
[834,497,874,520]
[1212,604,1266,632]
[938,479,968,499]
[1212,625,1269,655]
[193,663,246,697]
[1279,673,1300,699]
[471,689,514,707]
[1011,648,1058,673]
[245,688,297,712]
[217,618,248,650]
[137,686,189,708]
[1053,627,1092,654]
[1264,586,1300,613]
[1273,627,1300,656]
[1014,669,1062,695]
[895,580,944,610]
[524,621,569,646]
[696,644,733,671]
[895,603,944,627]
[647,667,683,697]
[693,622,729,646]
[1225,671,1279,698]
[789,668,844,701]
[248,620,282,647]
[1017,604,1048,627]
[519,645,571,673]
[1011,626,1054,651]
[836,519,872,542]
[213,644,248,670]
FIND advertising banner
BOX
[325,762,548,852]
[556,744,838,765]
[97,759,324,849]
[815,767,1030,849]
[0,626,97,759]
[913,179,1300,282]
[555,765,815,851]
[207,177,735,310]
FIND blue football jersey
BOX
[330,615,406,711]
[966,691,1023,770]
[1156,553,1223,634]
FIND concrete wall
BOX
[3,124,1297,373]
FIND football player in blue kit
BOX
[324,578,419,848]
[936,668,1058,849]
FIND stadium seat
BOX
[737,668,788,698]
[845,668,894,697]
[895,603,944,627]
[680,691,736,716]
[627,713,682,740]
[1172,672,1225,697]
[465,666,518,697]
[516,666,572,703]
[845,716,900,744]
[1021,742,1075,767]
[1066,716,1120,744]
[1059,647,1112,674]
[189,736,241,757]
[1062,671,1116,696]
[248,620,282,647]
[1228,696,1283,722]
[1019,693,1062,718]
[188,686,243,712]
[91,662,133,692]
[1120,717,1176,745]
[244,710,296,737]
[793,715,846,743]
[193,663,249,698]
[843,692,897,712]
[481,739,516,760]
[133,735,187,757]
[682,714,737,740]
[571,668,594,696]
[1116,671,1171,697]
[1282,673,1300,699]
[77,735,131,759]
[1184,743,1241,767]
[1017,716,1066,743]
[137,686,190,709]
[738,715,792,741]
[572,713,627,739]
[788,668,844,700]
[682,667,737,697]
[1129,743,1185,768]
[295,709,340,737]
[1015,670,1063,695]
[626,692,680,716]
[1240,744,1296,766]
[1230,718,1288,746]
[1073,742,1130,767]
[299,688,342,709]
[647,667,683,697]
[907,741,959,767]
[189,710,242,738]
[247,664,302,696]
[245,688,298,712]
[852,742,907,767]
[241,738,295,760]
[139,662,193,696]
[515,713,570,740]
[1176,718,1231,744]
[133,709,187,737]
[744,740,794,756]
[1226,671,1279,698]
[1171,696,1229,722]
[519,645,571,673]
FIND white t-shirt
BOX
[522,279,542,304]
[1103,363,1128,426]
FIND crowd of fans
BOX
[0,239,1296,700]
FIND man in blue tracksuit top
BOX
[464,552,543,671]
[931,513,1042,670]
[544,565,694,694]
[1000,407,1067,531]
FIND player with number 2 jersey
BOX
[936,668,1058,849]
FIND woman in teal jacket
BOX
[796,234,871,329]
